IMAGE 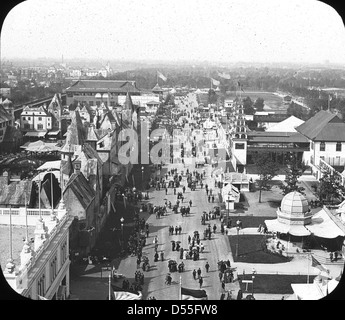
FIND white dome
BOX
[277,191,312,225]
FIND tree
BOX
[253,153,280,203]
[253,97,265,112]
[280,153,307,195]
[207,89,217,104]
[242,96,255,115]
[317,170,345,205]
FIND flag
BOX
[181,287,208,300]
[157,71,167,82]
[311,255,328,273]
[211,78,220,86]
[112,285,142,300]
[217,71,231,80]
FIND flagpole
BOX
[307,253,310,284]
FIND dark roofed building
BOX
[295,110,345,141]
[66,79,141,107]
[295,110,345,180]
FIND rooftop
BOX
[295,110,345,141]
[66,80,140,93]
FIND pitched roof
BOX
[65,110,85,145]
[124,91,134,112]
[64,172,95,209]
[295,110,345,141]
[152,83,163,92]
[0,104,12,122]
[266,115,305,133]
[0,179,32,206]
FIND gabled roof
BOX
[295,110,345,141]
[152,83,163,92]
[64,172,95,209]
[85,125,98,141]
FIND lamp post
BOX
[236,225,240,257]
[141,166,144,190]
[120,217,124,251]
[227,191,231,227]
[252,272,255,298]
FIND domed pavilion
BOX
[265,191,345,253]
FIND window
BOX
[310,142,314,150]
[24,124,30,129]
[38,117,42,121]
[22,117,26,121]
[37,124,43,130]
[336,142,342,152]
[37,274,45,296]
[320,142,325,152]
[235,143,245,149]
[0,130,3,136]
[28,117,31,121]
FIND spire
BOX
[124,90,134,112]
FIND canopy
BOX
[305,209,345,239]
[25,131,47,137]
[32,170,61,182]
[37,160,61,171]
[47,130,60,136]
[265,207,345,238]
[264,219,311,236]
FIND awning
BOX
[264,219,311,236]
[47,130,60,136]
[25,131,47,137]
[37,160,61,171]
[291,283,324,300]
[305,209,345,238]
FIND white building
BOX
[21,105,52,138]
[0,201,73,300]
[295,110,345,180]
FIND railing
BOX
[16,213,72,284]
[0,208,66,226]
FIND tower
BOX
[230,99,247,172]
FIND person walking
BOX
[212,195,215,203]
[192,269,197,280]
[189,200,192,207]
[205,261,210,273]
[221,280,225,291]
[208,195,211,202]
[197,267,202,279]
[174,188,176,195]
[199,276,203,288]
[165,187,168,195]
[219,271,223,282]
[188,235,191,244]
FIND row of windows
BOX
[314,142,342,152]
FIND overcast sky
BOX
[1,0,345,64]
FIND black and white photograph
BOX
[0,0,345,303]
